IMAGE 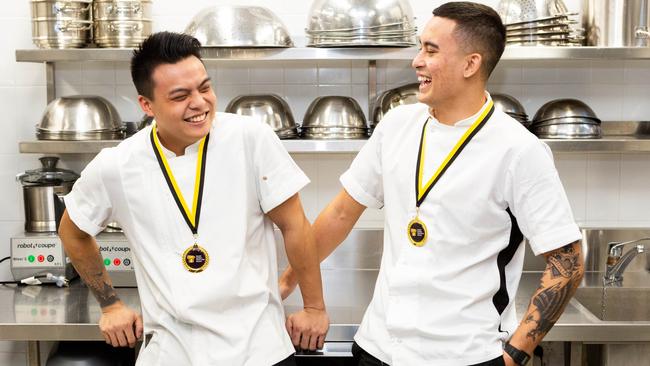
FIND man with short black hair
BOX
[60,31,328,366]
[280,3,583,365]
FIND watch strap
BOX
[504,342,531,366]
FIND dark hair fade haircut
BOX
[432,1,506,79]
[130,31,203,100]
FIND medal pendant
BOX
[407,217,427,247]
[182,243,209,273]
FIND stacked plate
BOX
[306,0,417,47]
[301,96,369,139]
[505,14,585,46]
[530,98,602,139]
[492,93,530,129]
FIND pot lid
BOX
[18,157,80,185]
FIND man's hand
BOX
[99,301,143,348]
[279,268,298,300]
[285,308,329,351]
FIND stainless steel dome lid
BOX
[184,6,294,47]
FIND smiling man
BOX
[59,32,328,366]
[280,2,583,366]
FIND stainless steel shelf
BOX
[15,46,650,63]
[19,140,122,154]
[18,137,650,154]
[18,139,368,154]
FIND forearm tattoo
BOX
[75,249,119,308]
[525,242,582,341]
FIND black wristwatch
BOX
[503,342,531,366]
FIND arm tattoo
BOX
[89,272,119,308]
[547,244,581,279]
[75,253,119,308]
[524,242,582,341]
[526,282,571,338]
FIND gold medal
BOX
[151,124,210,273]
[182,243,210,273]
[407,216,428,247]
[410,101,495,247]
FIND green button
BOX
[104,258,111,266]
[28,255,35,263]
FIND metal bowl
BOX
[533,98,599,123]
[225,94,298,138]
[492,93,527,116]
[302,96,368,130]
[37,95,123,134]
[184,6,293,47]
[372,83,419,125]
[532,123,602,139]
[307,0,415,32]
[532,116,601,128]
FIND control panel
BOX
[11,236,64,269]
[10,235,73,282]
[96,233,136,287]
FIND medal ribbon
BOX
[415,101,495,207]
[150,124,209,234]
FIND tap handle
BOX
[608,241,623,258]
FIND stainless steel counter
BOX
[2,271,650,343]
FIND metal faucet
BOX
[604,238,650,285]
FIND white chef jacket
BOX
[341,94,581,365]
[65,113,308,365]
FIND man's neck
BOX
[156,131,191,157]
[429,88,487,126]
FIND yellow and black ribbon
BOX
[415,101,495,207]
[150,125,209,234]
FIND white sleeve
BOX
[506,140,582,255]
[339,121,384,209]
[252,123,310,213]
[63,149,115,236]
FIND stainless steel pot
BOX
[93,0,152,21]
[94,19,151,47]
[587,0,650,47]
[17,157,79,233]
[31,18,92,49]
[31,0,92,20]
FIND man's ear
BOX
[463,53,482,79]
[138,95,155,117]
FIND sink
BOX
[574,287,650,321]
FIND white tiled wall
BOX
[1,0,649,364]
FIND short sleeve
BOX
[339,120,385,209]
[252,123,310,213]
[63,149,115,236]
[506,140,581,255]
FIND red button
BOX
[37,255,45,262]
[113,258,121,266]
